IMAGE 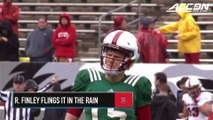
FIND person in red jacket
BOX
[105,15,127,36]
[52,13,76,62]
[0,0,20,36]
[135,16,169,63]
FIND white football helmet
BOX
[101,30,139,75]
[185,78,202,98]
[185,78,202,88]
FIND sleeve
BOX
[4,6,19,23]
[135,76,152,107]
[179,17,199,41]
[0,6,5,21]
[135,32,144,62]
[52,27,76,46]
[159,22,178,34]
[71,69,91,92]
[159,33,169,59]
[52,28,59,47]
[44,30,54,54]
[197,92,213,107]
[37,83,52,93]
[182,93,188,103]
[67,108,83,118]
[136,105,151,120]
[167,101,178,120]
[25,32,32,54]
[0,91,9,102]
[52,28,60,48]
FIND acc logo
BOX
[166,3,210,13]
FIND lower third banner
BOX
[13,92,133,108]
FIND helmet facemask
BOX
[187,85,201,99]
[185,78,202,100]
[101,44,134,76]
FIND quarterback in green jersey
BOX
[65,30,152,120]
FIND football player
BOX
[65,30,152,120]
[180,78,213,120]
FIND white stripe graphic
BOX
[132,76,141,86]
[128,75,138,85]
[96,70,101,80]
[88,69,94,82]
[124,75,135,83]
[91,69,98,81]
[124,75,141,87]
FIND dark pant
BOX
[30,56,53,62]
[184,53,200,64]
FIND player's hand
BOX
[154,29,161,34]
[0,37,8,42]
[174,34,179,39]
[51,75,58,85]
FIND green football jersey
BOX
[71,68,152,120]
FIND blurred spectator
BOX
[151,83,177,120]
[24,80,41,120]
[105,15,127,35]
[135,16,169,63]
[0,0,20,36]
[52,13,76,62]
[180,78,212,119]
[0,20,19,61]
[42,82,66,120]
[25,16,54,62]
[153,72,176,102]
[176,76,188,117]
[159,4,201,64]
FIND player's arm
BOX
[65,108,83,120]
[199,101,212,116]
[197,92,213,116]
[135,76,152,120]
[178,102,188,118]
[65,113,78,120]
[65,69,91,120]
[136,105,151,120]
[37,76,58,93]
